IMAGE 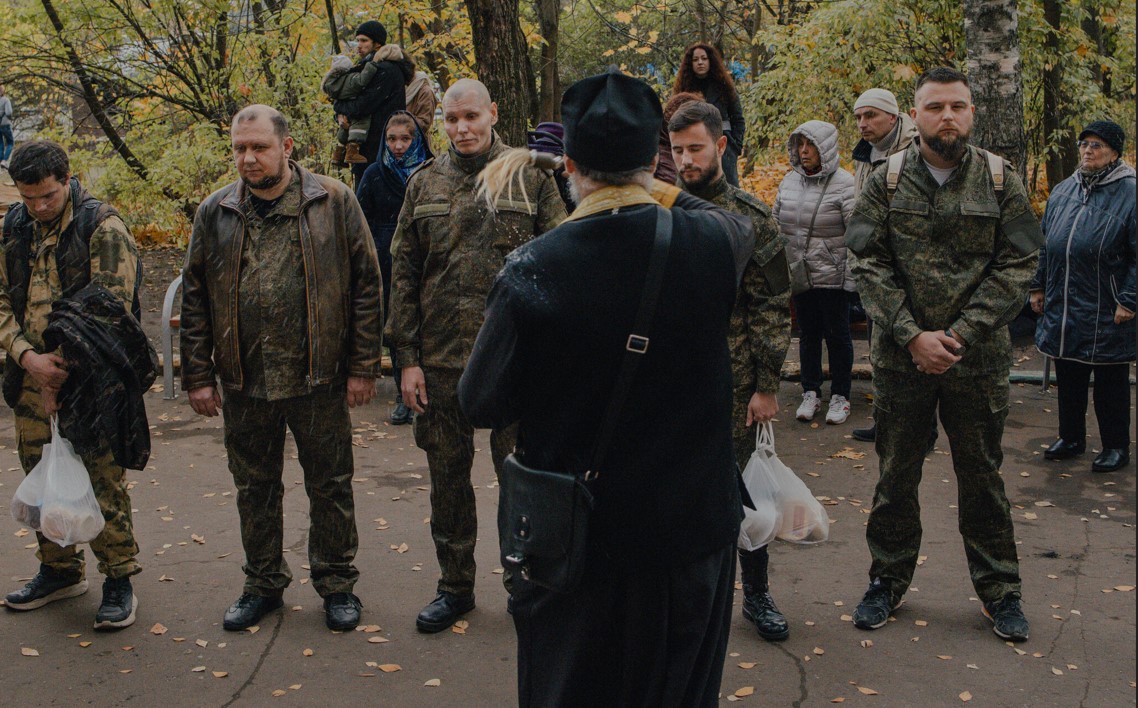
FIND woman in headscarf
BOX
[357,110,433,425]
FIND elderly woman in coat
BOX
[1031,120,1135,473]
[774,120,857,424]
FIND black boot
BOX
[739,547,789,641]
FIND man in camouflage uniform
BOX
[181,105,382,633]
[0,140,142,630]
[846,68,1042,642]
[387,79,566,633]
[669,100,792,642]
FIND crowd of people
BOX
[0,22,1133,705]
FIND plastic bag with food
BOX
[37,417,105,547]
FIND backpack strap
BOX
[983,149,1005,195]
[885,150,907,205]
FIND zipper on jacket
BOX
[1058,202,1088,358]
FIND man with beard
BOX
[181,105,382,632]
[386,79,565,633]
[669,101,793,641]
[845,68,1042,642]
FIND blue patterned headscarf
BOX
[381,113,430,185]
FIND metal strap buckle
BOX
[584,469,599,481]
[626,334,649,354]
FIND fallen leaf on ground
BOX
[1067,664,1078,670]
[857,686,879,695]
[831,448,866,460]
[119,669,132,674]
[1034,501,1054,507]
[362,625,382,633]
[196,639,208,648]
[396,543,409,554]
[424,679,442,687]
[66,633,81,638]
[1115,585,1134,592]
[813,647,825,655]
[213,671,228,678]
[960,691,972,702]
[915,620,928,627]
[158,575,174,582]
[378,664,401,673]
[831,699,845,704]
[937,655,952,660]
[79,641,92,648]
[734,686,755,697]
[150,623,168,635]
[738,661,756,669]
[860,640,873,648]
[1024,512,1038,520]
[303,648,314,657]
[289,685,302,690]
[1051,667,1063,676]
[192,666,206,672]
[272,690,287,697]
[247,626,260,634]
[367,636,389,644]
[840,614,853,622]
[21,648,39,657]
[191,534,205,544]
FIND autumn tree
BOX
[964,0,1028,176]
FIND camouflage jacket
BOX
[386,136,567,370]
[686,176,790,394]
[846,142,1043,376]
[0,191,137,365]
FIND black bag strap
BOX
[585,206,673,480]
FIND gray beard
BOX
[924,132,969,162]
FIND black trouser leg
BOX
[1091,362,1132,449]
[1054,359,1091,443]
[738,545,769,591]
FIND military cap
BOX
[561,68,662,172]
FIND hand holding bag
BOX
[34,416,105,547]
[499,207,673,593]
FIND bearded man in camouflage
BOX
[846,67,1043,643]
[387,79,567,633]
[1,140,142,630]
[669,100,793,642]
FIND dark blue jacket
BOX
[1033,162,1136,363]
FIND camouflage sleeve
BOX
[0,241,35,364]
[847,171,924,348]
[180,204,216,390]
[534,171,568,235]
[745,213,791,394]
[384,178,427,367]
[948,171,1042,346]
[88,215,138,310]
[342,186,383,378]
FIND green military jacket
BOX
[386,135,567,370]
[846,142,1043,376]
[687,177,790,394]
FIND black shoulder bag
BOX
[499,206,674,593]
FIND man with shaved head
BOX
[386,79,566,633]
[181,104,383,633]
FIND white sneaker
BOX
[826,395,850,425]
[796,391,822,421]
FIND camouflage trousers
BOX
[414,368,516,596]
[13,377,140,581]
[867,369,1021,603]
[731,379,759,472]
[222,387,359,597]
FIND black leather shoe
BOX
[416,591,475,633]
[391,399,412,425]
[1044,439,1086,460]
[852,424,876,443]
[742,589,789,641]
[223,592,283,631]
[324,592,362,630]
[1091,448,1130,473]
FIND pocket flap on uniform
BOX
[494,198,537,216]
[889,199,928,216]
[413,203,450,218]
[959,201,1000,217]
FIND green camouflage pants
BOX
[867,369,1021,603]
[222,387,359,597]
[414,368,516,596]
[13,377,140,580]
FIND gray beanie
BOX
[854,88,900,115]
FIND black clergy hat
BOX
[561,68,662,172]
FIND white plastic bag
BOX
[761,422,829,544]
[36,417,105,547]
[10,440,48,530]
[737,424,783,551]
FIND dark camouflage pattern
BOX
[236,175,311,401]
[868,369,1021,603]
[413,367,516,595]
[13,378,140,580]
[222,387,359,597]
[0,200,137,362]
[685,177,791,468]
[847,143,1042,376]
[386,136,567,370]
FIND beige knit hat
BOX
[854,88,900,115]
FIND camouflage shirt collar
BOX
[563,184,657,223]
[242,169,303,219]
[449,132,506,175]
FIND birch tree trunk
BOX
[464,0,537,146]
[963,0,1027,179]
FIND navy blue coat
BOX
[1033,163,1136,363]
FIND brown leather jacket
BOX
[180,162,382,392]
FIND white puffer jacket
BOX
[773,120,857,292]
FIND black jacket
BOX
[43,284,157,470]
[459,193,753,568]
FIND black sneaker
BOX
[853,578,903,630]
[851,424,876,443]
[391,399,412,425]
[5,566,88,611]
[324,592,362,631]
[94,577,138,631]
[416,591,475,633]
[982,593,1029,642]
[223,592,284,631]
